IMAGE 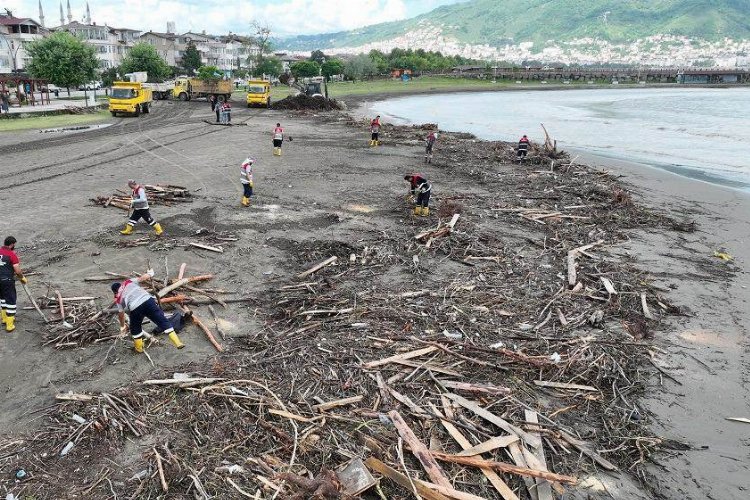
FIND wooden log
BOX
[363,346,438,369]
[176,304,223,352]
[446,393,541,449]
[388,410,452,489]
[600,277,617,295]
[431,402,519,500]
[157,294,189,305]
[429,451,577,485]
[640,292,654,320]
[158,278,190,298]
[177,263,187,280]
[297,256,338,279]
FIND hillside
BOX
[278,0,750,51]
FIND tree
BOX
[344,54,378,81]
[181,42,202,75]
[234,68,249,79]
[120,42,171,81]
[290,60,321,79]
[255,57,283,77]
[100,66,120,87]
[26,32,98,96]
[248,21,273,69]
[309,49,327,64]
[197,65,222,80]
[321,58,344,80]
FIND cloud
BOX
[30,0,410,36]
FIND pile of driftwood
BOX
[2,126,700,499]
[91,184,192,211]
[42,266,249,350]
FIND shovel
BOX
[21,282,48,323]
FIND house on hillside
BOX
[140,31,178,67]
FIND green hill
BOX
[278,0,750,51]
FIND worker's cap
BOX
[243,157,256,165]
[111,282,121,294]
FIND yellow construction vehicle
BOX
[246,79,271,108]
[173,77,232,102]
[109,81,152,117]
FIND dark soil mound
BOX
[271,93,343,111]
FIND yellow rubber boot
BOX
[6,316,15,332]
[133,338,144,353]
[120,224,134,235]
[414,206,422,216]
[421,207,430,217]
[1,309,7,326]
[153,223,164,236]
[241,196,249,207]
[168,331,185,349]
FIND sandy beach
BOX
[0,97,747,499]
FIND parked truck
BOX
[109,81,152,117]
[246,79,271,108]
[124,72,173,100]
[174,77,232,101]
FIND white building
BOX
[0,12,47,73]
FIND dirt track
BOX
[0,99,746,499]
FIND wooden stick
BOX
[388,410,452,489]
[312,395,363,412]
[429,451,577,484]
[177,263,187,280]
[189,242,224,253]
[363,346,438,369]
[208,305,227,340]
[524,411,555,499]
[153,447,168,492]
[157,294,189,305]
[21,282,48,322]
[533,380,598,392]
[176,304,223,352]
[54,290,65,319]
[640,292,654,320]
[558,430,618,471]
[297,256,337,279]
[456,435,519,457]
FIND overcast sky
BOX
[10,0,464,36]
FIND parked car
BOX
[40,83,61,96]
[78,81,102,90]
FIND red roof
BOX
[0,16,39,26]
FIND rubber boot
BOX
[1,309,7,326]
[369,140,374,147]
[376,140,381,146]
[421,207,430,217]
[168,331,185,349]
[241,196,250,207]
[153,223,164,236]
[133,338,144,353]
[5,316,15,332]
[120,224,134,235]
[414,206,422,216]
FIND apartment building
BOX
[0,13,47,73]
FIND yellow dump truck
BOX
[173,77,233,102]
[246,79,271,108]
[109,81,153,117]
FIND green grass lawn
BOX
[0,110,111,132]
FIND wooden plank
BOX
[312,395,363,412]
[389,387,429,416]
[446,393,541,449]
[533,380,598,392]
[364,457,452,500]
[508,442,538,500]
[297,256,337,279]
[524,411,554,500]
[429,402,519,500]
[430,451,577,485]
[726,417,750,424]
[363,346,438,369]
[456,435,519,457]
[268,409,312,423]
[388,410,453,489]
[417,481,487,500]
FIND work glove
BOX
[19,276,28,284]
[146,269,155,278]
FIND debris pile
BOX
[91,184,193,211]
[271,93,343,111]
[2,123,709,499]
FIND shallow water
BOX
[370,87,750,190]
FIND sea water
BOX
[371,87,750,190]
